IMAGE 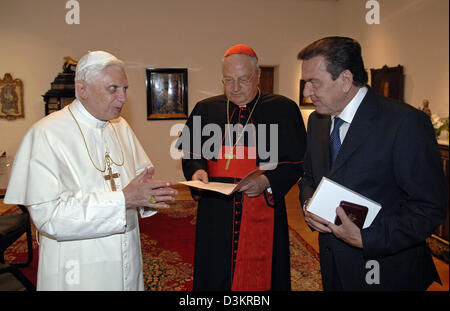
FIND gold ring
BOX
[149,195,157,204]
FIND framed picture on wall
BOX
[299,79,314,107]
[146,68,188,120]
[370,65,404,102]
[0,73,24,120]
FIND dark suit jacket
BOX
[299,88,447,290]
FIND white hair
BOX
[75,52,124,99]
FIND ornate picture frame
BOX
[370,65,404,102]
[146,68,188,120]
[299,79,314,107]
[0,73,24,120]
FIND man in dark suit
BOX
[298,36,447,290]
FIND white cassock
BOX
[4,99,157,291]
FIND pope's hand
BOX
[123,166,177,208]
[238,174,270,197]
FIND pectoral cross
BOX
[104,165,120,191]
[225,152,236,170]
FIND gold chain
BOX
[226,88,261,155]
[68,106,124,172]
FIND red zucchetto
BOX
[223,44,258,60]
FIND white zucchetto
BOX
[76,50,120,74]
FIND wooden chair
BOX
[0,203,35,291]
[0,204,33,267]
[0,263,35,291]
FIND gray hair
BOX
[222,54,260,74]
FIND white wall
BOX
[0,0,448,180]
[336,0,449,116]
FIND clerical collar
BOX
[333,86,368,125]
[229,92,260,109]
[72,99,108,128]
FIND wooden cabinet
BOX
[428,143,449,263]
[436,144,449,241]
[43,59,76,115]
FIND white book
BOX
[307,177,382,229]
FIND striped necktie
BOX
[329,117,345,164]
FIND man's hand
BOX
[239,175,270,197]
[327,206,363,248]
[304,206,333,233]
[304,202,363,248]
[123,167,177,209]
[192,169,209,183]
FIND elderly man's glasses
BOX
[222,73,255,86]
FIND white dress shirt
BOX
[330,86,368,143]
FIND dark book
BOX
[334,201,368,229]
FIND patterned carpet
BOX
[3,201,322,290]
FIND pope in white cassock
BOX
[4,51,177,290]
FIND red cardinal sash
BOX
[207,145,274,290]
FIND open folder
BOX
[179,163,276,196]
[307,177,382,229]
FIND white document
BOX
[178,180,237,195]
[307,177,382,229]
[179,163,276,195]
